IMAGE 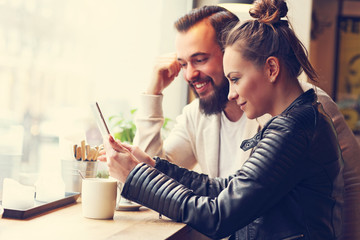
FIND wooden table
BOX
[0,200,210,240]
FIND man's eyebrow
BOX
[191,52,208,58]
[177,52,208,61]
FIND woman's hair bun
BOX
[249,0,288,25]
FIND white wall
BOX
[288,0,313,81]
[287,0,313,51]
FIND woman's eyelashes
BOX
[227,72,241,83]
[229,76,240,83]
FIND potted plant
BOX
[108,109,171,144]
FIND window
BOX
[0,0,190,196]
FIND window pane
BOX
[0,0,189,198]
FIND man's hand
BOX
[147,52,181,95]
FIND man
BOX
[133,5,360,239]
[134,6,251,178]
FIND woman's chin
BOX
[245,112,264,120]
[244,112,255,120]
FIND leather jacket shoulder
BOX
[122,89,344,240]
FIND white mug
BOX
[81,178,117,219]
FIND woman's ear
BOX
[265,56,280,83]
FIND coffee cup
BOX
[81,178,117,219]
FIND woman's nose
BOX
[228,83,238,101]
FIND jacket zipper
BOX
[282,234,304,240]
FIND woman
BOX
[100,0,343,239]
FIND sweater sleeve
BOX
[133,93,165,158]
[133,93,198,169]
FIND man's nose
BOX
[185,64,200,81]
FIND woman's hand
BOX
[98,135,155,182]
[120,142,155,167]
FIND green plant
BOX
[96,170,110,179]
[109,109,137,144]
[108,109,171,144]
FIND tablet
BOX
[92,102,111,137]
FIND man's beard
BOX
[190,76,229,115]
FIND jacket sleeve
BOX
[154,157,230,197]
[133,93,198,169]
[122,113,316,239]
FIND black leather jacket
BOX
[122,89,344,240]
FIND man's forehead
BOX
[175,22,219,60]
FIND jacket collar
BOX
[240,89,317,151]
[282,89,316,115]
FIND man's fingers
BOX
[167,62,181,78]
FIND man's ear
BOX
[265,56,280,83]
